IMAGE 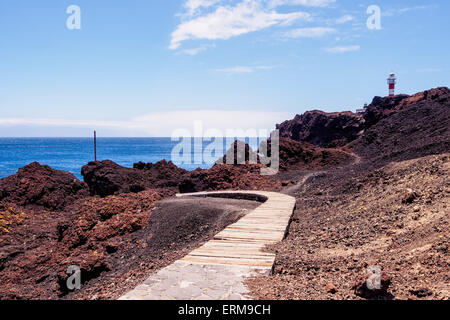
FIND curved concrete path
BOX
[119,190,296,300]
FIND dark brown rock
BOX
[364,87,449,127]
[81,160,187,197]
[353,266,392,298]
[355,87,450,165]
[276,110,364,148]
[179,164,281,194]
[0,162,89,210]
[218,140,260,165]
[265,137,355,171]
[401,188,419,204]
[410,287,433,298]
[326,282,338,294]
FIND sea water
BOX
[0,137,262,180]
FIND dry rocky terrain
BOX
[246,87,449,300]
[247,154,449,300]
[0,87,448,300]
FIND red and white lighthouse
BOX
[387,72,396,97]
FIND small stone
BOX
[410,287,433,298]
[402,188,419,204]
[326,282,338,294]
[352,265,391,298]
[413,206,420,212]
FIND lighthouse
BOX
[387,72,396,97]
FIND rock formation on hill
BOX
[218,140,260,165]
[277,87,449,152]
[276,110,364,148]
[179,163,282,193]
[363,87,449,127]
[275,138,355,171]
[354,87,450,165]
[216,138,355,172]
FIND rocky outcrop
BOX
[0,162,89,210]
[363,94,409,127]
[266,137,355,171]
[81,160,187,197]
[218,140,260,165]
[55,190,162,294]
[355,87,450,165]
[353,265,392,298]
[276,87,449,150]
[363,87,449,127]
[179,164,282,194]
[276,110,364,148]
[0,188,164,299]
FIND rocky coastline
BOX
[0,87,448,300]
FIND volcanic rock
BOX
[218,140,260,165]
[352,266,392,298]
[410,287,433,298]
[364,87,449,127]
[81,160,187,197]
[266,137,355,171]
[401,188,419,204]
[0,162,89,210]
[355,87,450,165]
[179,164,282,194]
[326,282,338,294]
[276,110,364,148]
[363,95,409,127]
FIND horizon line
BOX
[0,136,271,139]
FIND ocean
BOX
[0,137,263,180]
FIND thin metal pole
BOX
[94,131,97,161]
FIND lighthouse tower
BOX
[387,72,396,97]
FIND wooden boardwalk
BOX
[177,191,296,274]
[119,190,296,300]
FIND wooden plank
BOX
[176,190,295,272]
[181,256,275,267]
[188,251,275,259]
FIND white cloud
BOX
[268,0,336,8]
[180,47,207,55]
[212,65,276,74]
[326,45,360,53]
[335,14,354,24]
[184,0,222,16]
[383,5,435,17]
[0,110,293,137]
[170,0,310,49]
[177,44,216,55]
[284,27,336,38]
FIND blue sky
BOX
[0,0,448,137]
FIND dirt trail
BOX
[281,147,361,196]
[246,153,450,300]
[282,172,316,195]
